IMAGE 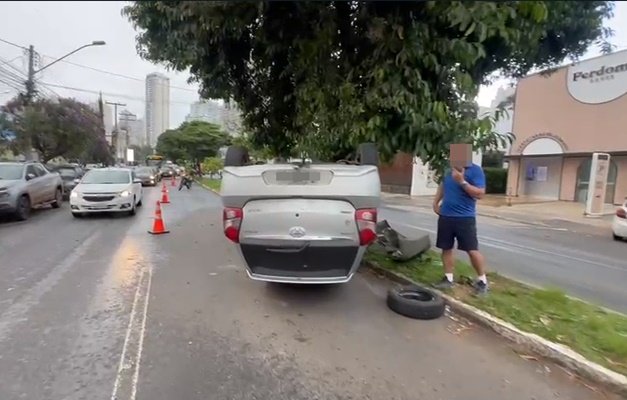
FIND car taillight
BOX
[617,208,627,219]
[223,207,243,243]
[355,208,377,246]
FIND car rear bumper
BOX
[237,241,366,284]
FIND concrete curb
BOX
[196,181,220,195]
[363,260,627,397]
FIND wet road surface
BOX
[380,205,627,314]
[0,185,619,399]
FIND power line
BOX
[40,81,195,106]
[1,36,198,94]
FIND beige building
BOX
[506,49,627,205]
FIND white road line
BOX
[131,266,152,400]
[110,268,145,400]
[388,220,627,273]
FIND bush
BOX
[484,167,507,194]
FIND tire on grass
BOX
[224,146,250,167]
[357,143,379,166]
[386,285,445,320]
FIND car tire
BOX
[72,212,84,218]
[51,188,63,209]
[128,198,137,216]
[224,146,250,167]
[613,233,622,241]
[386,285,446,320]
[137,198,143,207]
[15,195,31,221]
[357,143,379,166]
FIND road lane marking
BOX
[386,220,627,274]
[131,265,152,400]
[0,231,100,344]
[110,265,152,400]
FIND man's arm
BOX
[462,167,486,199]
[433,184,443,205]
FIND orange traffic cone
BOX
[148,201,169,235]
[161,185,170,204]
[162,180,167,191]
[171,176,177,187]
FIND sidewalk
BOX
[381,193,614,233]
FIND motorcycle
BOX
[178,175,193,190]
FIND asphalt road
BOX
[380,205,627,313]
[0,184,618,400]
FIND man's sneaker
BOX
[474,280,489,296]
[432,277,454,290]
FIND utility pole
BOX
[119,111,137,163]
[106,101,126,163]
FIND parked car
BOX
[0,161,65,221]
[220,143,380,284]
[51,164,84,199]
[69,168,143,218]
[134,166,158,186]
[612,200,627,241]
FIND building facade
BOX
[145,72,170,147]
[506,50,627,205]
[185,99,242,136]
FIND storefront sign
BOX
[516,132,568,154]
[567,50,627,104]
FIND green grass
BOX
[366,247,627,376]
[199,177,221,192]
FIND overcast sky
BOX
[1,1,626,129]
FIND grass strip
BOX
[199,177,221,192]
[365,247,627,376]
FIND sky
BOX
[1,1,627,129]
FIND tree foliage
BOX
[155,120,230,164]
[124,1,614,174]
[2,97,109,163]
[202,157,224,177]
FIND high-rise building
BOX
[184,99,242,136]
[145,72,170,147]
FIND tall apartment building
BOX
[145,72,170,147]
[185,99,242,136]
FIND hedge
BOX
[484,167,507,194]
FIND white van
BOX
[221,144,381,284]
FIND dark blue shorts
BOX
[436,216,478,251]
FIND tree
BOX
[156,120,230,167]
[2,97,106,163]
[129,144,154,162]
[124,1,614,174]
[202,157,224,177]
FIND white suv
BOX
[612,200,627,241]
[221,144,380,284]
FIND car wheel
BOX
[613,233,623,241]
[137,197,143,207]
[128,198,137,216]
[386,285,446,320]
[15,195,31,221]
[72,212,84,218]
[51,188,63,209]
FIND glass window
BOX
[0,164,24,180]
[81,170,131,184]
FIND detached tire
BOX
[224,146,250,167]
[387,285,445,320]
[357,143,379,166]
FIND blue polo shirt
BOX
[439,163,486,218]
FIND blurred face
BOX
[450,143,472,171]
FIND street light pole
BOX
[22,40,106,160]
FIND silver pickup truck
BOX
[0,161,64,221]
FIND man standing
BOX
[432,144,488,295]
